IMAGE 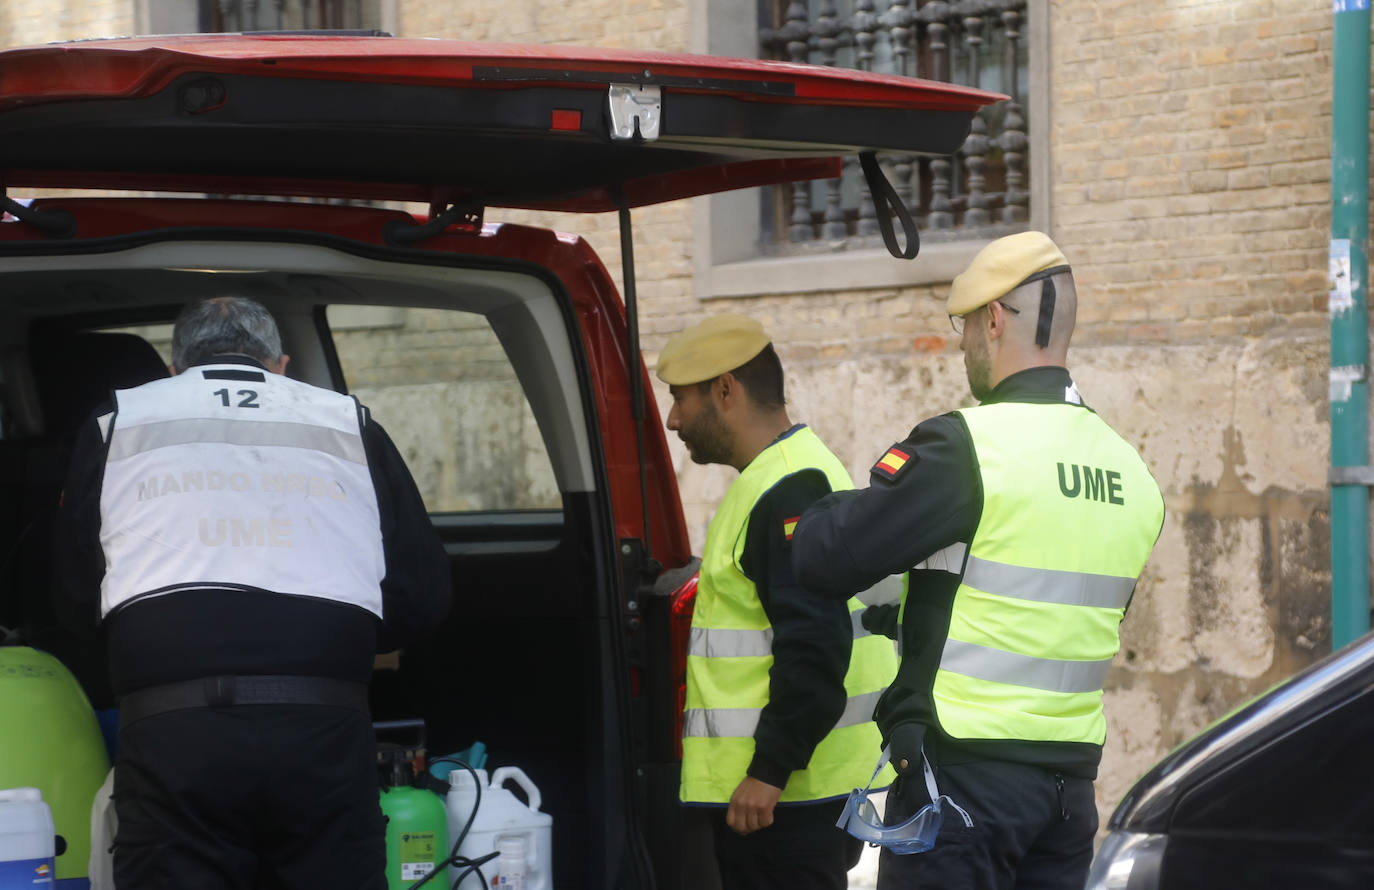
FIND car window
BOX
[326,305,562,514]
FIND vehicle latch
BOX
[608,84,662,142]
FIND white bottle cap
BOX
[0,788,41,804]
[447,768,489,791]
[497,836,526,867]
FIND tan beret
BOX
[656,314,770,385]
[946,231,1069,316]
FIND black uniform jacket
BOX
[792,367,1108,779]
[52,355,452,695]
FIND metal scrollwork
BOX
[759,0,1032,248]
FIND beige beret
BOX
[946,231,1069,316]
[656,314,770,385]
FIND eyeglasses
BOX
[834,747,974,854]
[949,300,1020,335]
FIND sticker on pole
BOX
[1333,0,1369,12]
[1330,239,1353,316]
[1331,364,1366,404]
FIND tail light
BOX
[668,572,698,760]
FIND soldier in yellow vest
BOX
[657,315,898,890]
[793,233,1165,890]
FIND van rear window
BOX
[326,305,562,514]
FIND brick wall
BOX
[1055,0,1332,349]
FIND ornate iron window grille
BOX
[198,0,383,207]
[759,0,1029,253]
[203,0,374,32]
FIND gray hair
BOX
[171,297,283,371]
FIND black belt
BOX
[119,675,369,729]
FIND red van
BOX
[0,34,999,888]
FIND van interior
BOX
[0,230,654,888]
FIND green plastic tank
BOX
[379,748,447,890]
[0,646,109,883]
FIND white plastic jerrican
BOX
[0,787,56,887]
[446,767,552,890]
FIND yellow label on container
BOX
[399,832,437,881]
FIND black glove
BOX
[886,721,926,776]
[860,603,900,640]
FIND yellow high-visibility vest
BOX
[931,402,1164,745]
[680,426,897,804]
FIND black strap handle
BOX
[1,194,76,239]
[860,151,920,260]
[383,201,483,246]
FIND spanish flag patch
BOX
[783,515,800,540]
[872,446,912,479]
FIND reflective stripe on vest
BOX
[915,542,967,574]
[855,573,906,607]
[689,609,871,659]
[100,365,386,620]
[106,418,368,465]
[680,425,897,805]
[684,689,886,739]
[962,555,1136,610]
[940,639,1112,694]
[930,401,1164,746]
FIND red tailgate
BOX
[0,36,1005,211]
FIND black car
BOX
[1085,632,1374,890]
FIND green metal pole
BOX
[1330,0,1371,649]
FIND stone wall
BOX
[331,310,562,512]
[0,0,131,47]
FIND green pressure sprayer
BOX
[375,720,500,890]
[376,721,448,890]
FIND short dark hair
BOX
[171,296,282,371]
[697,342,786,409]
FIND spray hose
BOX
[406,756,498,890]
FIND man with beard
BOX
[792,232,1164,890]
[658,314,897,890]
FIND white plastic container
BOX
[0,787,56,888]
[446,767,552,890]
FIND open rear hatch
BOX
[0,35,1002,215]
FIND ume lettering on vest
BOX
[1056,462,1125,505]
[198,517,294,548]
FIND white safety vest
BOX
[98,363,386,620]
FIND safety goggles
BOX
[835,745,974,855]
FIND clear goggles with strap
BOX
[835,745,974,855]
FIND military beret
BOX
[656,314,770,385]
[946,231,1069,316]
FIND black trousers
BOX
[876,759,1098,890]
[709,798,863,890]
[113,705,385,890]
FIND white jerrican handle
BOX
[490,766,542,813]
